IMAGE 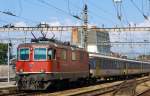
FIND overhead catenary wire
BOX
[87,0,118,26]
[88,0,114,16]
[112,0,122,21]
[112,0,132,56]
[121,3,130,25]
[141,0,150,16]
[112,0,125,28]
[130,0,149,20]
[0,10,40,24]
[65,0,82,13]
[37,0,82,21]
[36,0,117,26]
[38,0,115,24]
[73,0,117,25]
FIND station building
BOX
[71,27,111,55]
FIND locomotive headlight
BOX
[40,69,45,73]
[20,69,23,72]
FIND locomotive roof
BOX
[18,42,86,51]
[89,52,150,64]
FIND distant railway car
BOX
[16,41,89,90]
[89,53,150,79]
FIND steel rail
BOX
[1,76,150,96]
[81,77,150,96]
[137,88,150,96]
[43,76,150,96]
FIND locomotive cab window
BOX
[48,48,56,60]
[34,48,47,60]
[19,48,30,60]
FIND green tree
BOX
[0,43,8,64]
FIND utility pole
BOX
[7,42,10,83]
[81,0,88,49]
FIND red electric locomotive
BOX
[16,39,89,90]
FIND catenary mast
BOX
[81,0,88,49]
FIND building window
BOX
[34,48,47,60]
[19,48,29,60]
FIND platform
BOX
[0,81,16,90]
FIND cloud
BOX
[137,17,150,27]
[48,21,61,26]
[14,21,28,27]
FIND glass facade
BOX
[96,32,111,55]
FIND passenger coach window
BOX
[19,48,29,60]
[34,48,46,60]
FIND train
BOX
[16,39,150,90]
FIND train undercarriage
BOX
[16,72,150,90]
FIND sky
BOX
[0,0,150,57]
[0,0,147,26]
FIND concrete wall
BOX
[0,65,15,78]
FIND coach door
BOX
[95,58,100,77]
[123,62,128,75]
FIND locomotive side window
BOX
[71,51,79,60]
[80,52,84,61]
[19,48,30,60]
[61,50,66,60]
[34,48,47,60]
[48,48,56,60]
[72,52,76,60]
[48,49,52,60]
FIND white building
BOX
[71,28,111,55]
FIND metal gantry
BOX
[90,27,150,32]
[0,26,85,32]
[0,26,150,32]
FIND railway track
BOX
[137,89,150,96]
[1,76,150,96]
[40,76,150,96]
